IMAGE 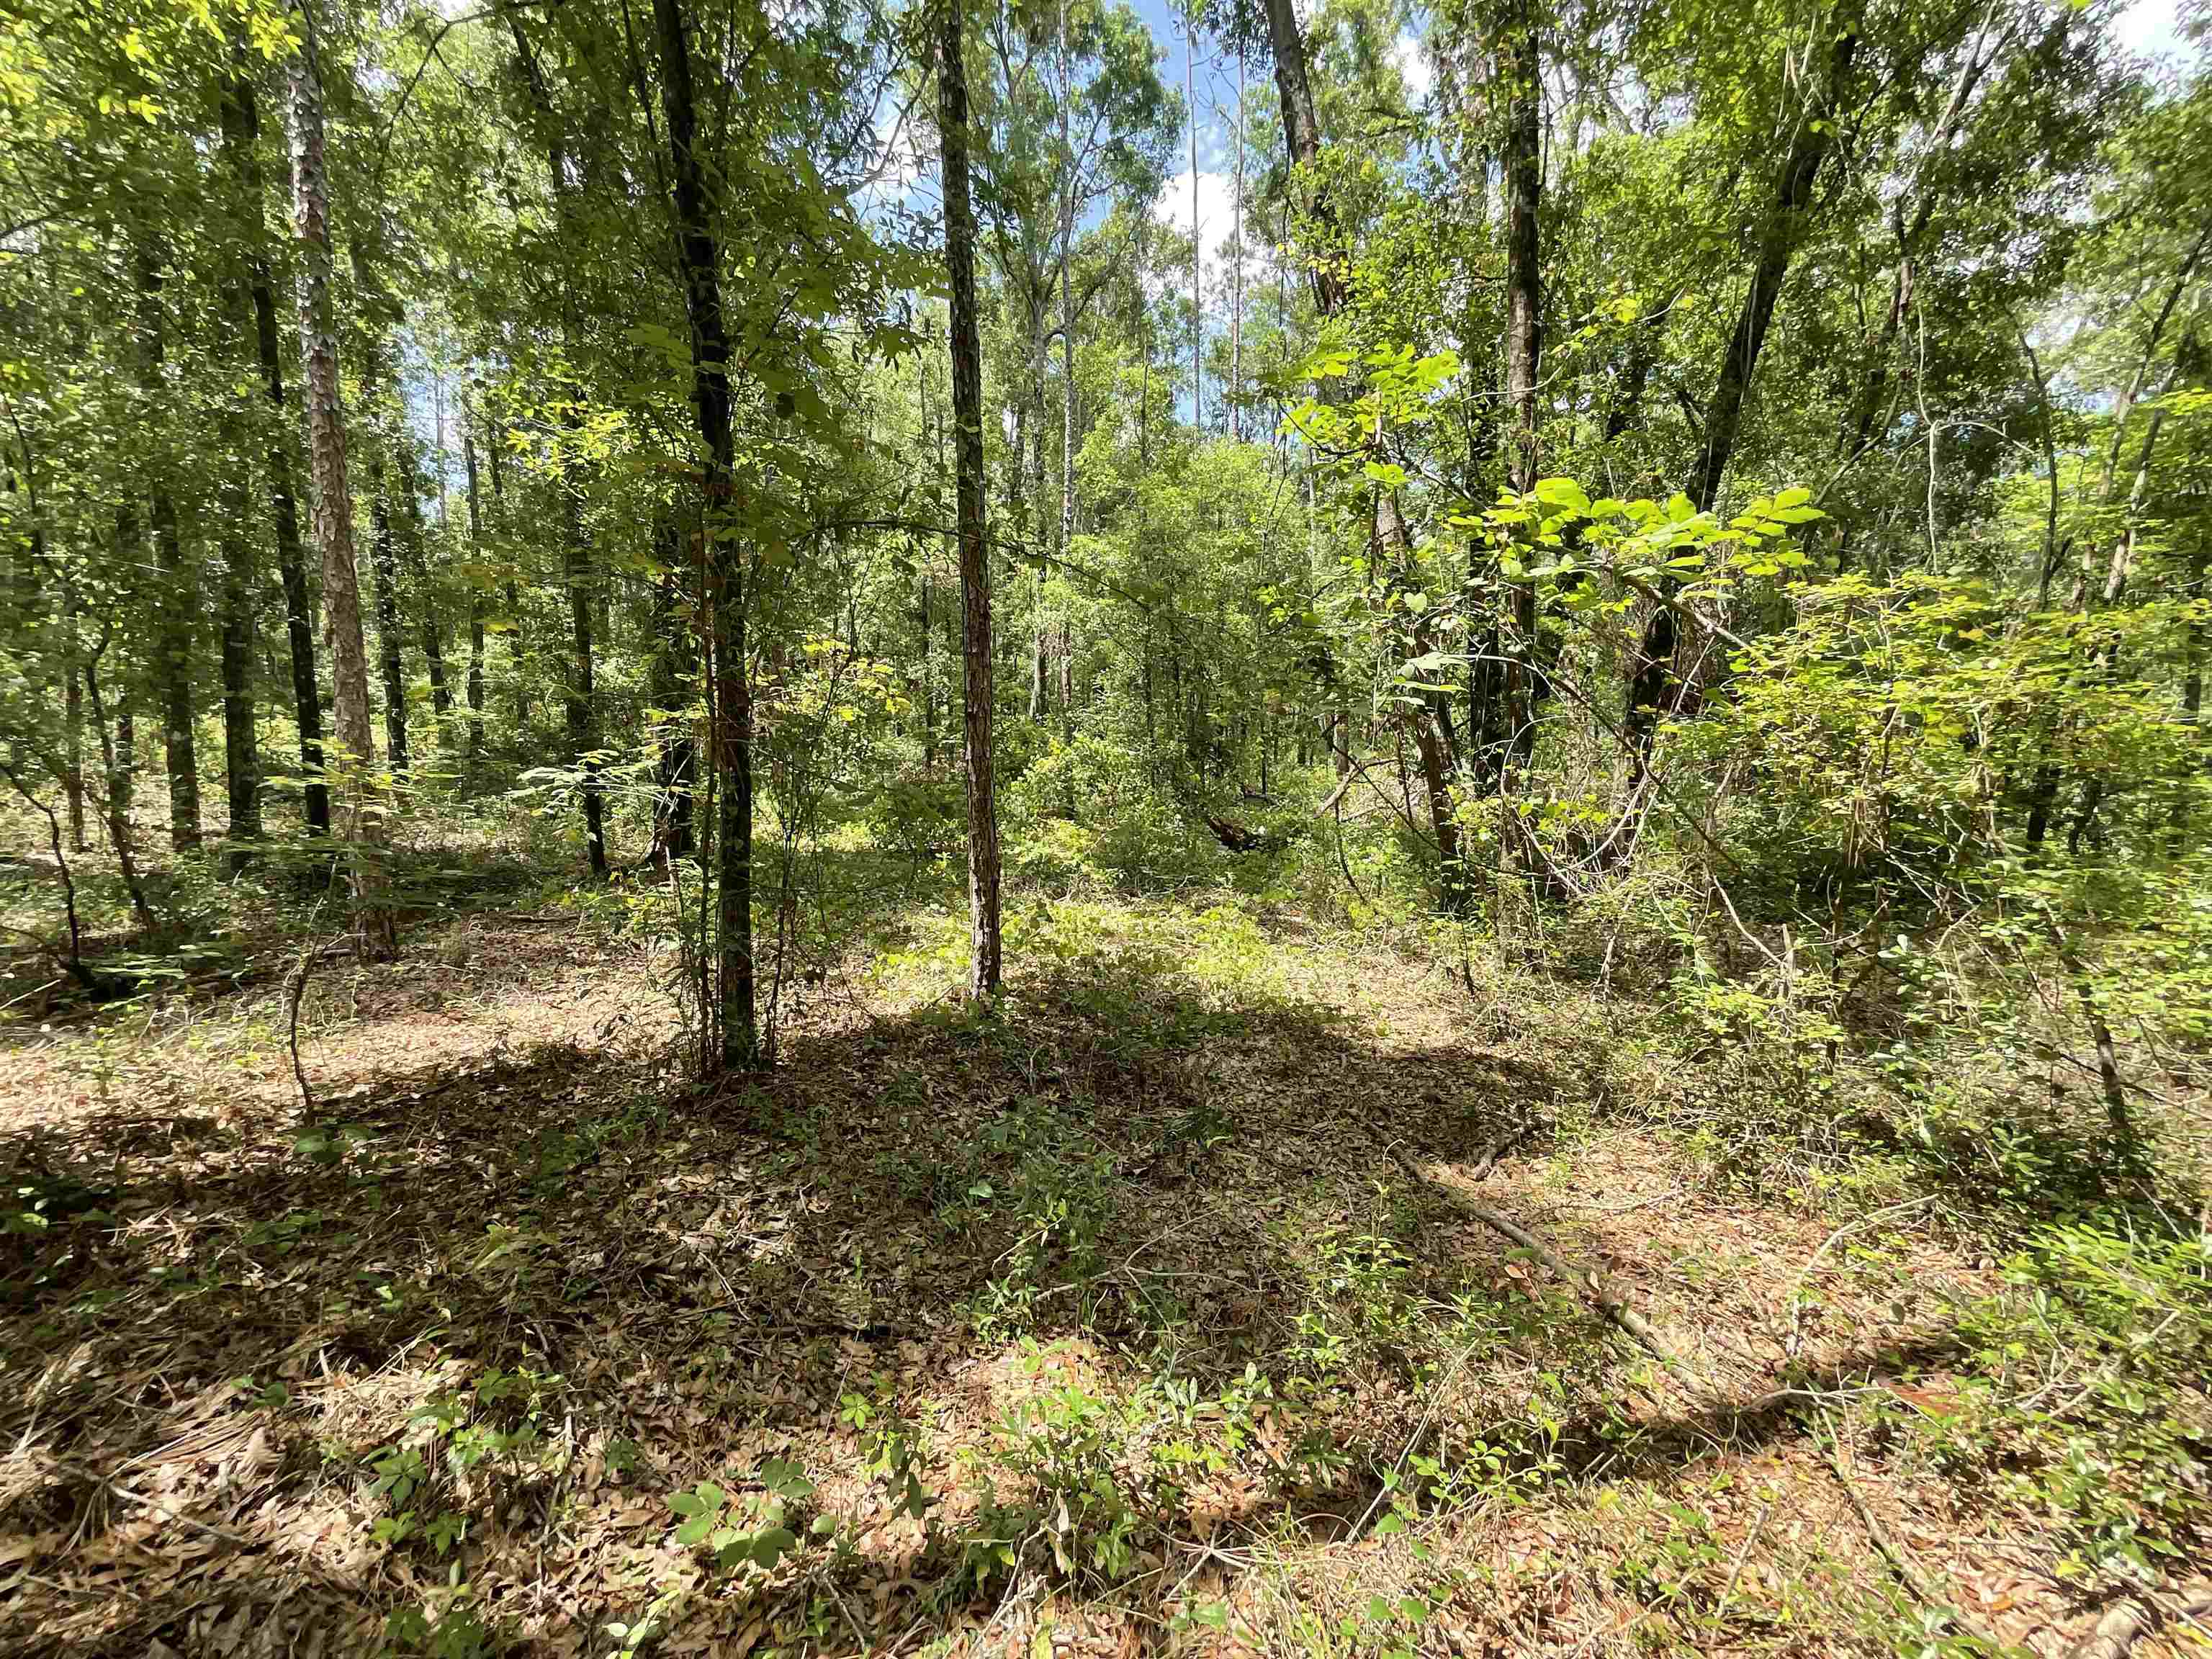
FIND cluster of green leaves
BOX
[665,1455,827,1575]
[1933,1218,2212,1588]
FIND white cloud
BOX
[1150,168,1238,285]
[2116,0,2193,61]
[857,90,931,214]
[1391,30,1434,106]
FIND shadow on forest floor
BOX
[0,892,2183,1658]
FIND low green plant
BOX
[665,1456,828,1575]
[1934,1216,2212,1588]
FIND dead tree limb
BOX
[2041,904,2136,1159]
[1390,1145,1684,1372]
[2072,1593,2212,1659]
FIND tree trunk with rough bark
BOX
[132,244,202,853]
[288,0,393,955]
[461,415,487,762]
[653,0,757,1069]
[1627,1,1861,765]
[938,0,1003,998]
[222,53,325,837]
[1262,0,1341,314]
[648,515,696,865]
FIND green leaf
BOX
[752,1525,798,1568]
[1533,477,1590,513]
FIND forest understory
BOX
[7,0,2212,1650]
[3,810,2206,1659]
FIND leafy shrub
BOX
[1936,1218,2212,1588]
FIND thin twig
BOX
[287,897,333,1121]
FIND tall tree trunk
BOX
[1261,0,1343,314]
[563,469,606,876]
[2069,405,2172,852]
[2020,326,2064,608]
[218,516,260,864]
[1057,0,1078,566]
[133,244,202,852]
[1186,4,1202,428]
[288,0,393,956]
[938,0,1003,997]
[920,569,937,768]
[1625,1,1861,767]
[215,58,281,863]
[84,636,156,934]
[511,17,608,880]
[63,585,85,850]
[647,516,696,866]
[461,415,487,761]
[1501,0,1543,795]
[367,458,410,784]
[1688,7,1861,515]
[397,441,451,726]
[1230,38,1244,439]
[653,0,757,1069]
[483,415,529,732]
[2097,220,2208,503]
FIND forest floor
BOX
[1,837,2208,1659]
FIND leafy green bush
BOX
[1938,1218,2212,1588]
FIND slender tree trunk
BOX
[218,514,260,865]
[1625,0,1861,768]
[2098,220,2209,503]
[132,244,202,852]
[397,441,451,726]
[1262,0,1343,314]
[289,0,393,955]
[653,0,756,1069]
[563,475,606,876]
[1838,12,2012,472]
[63,585,85,850]
[2020,327,2064,608]
[221,54,326,837]
[367,459,410,784]
[647,513,696,866]
[1186,6,1202,429]
[1136,215,1152,464]
[1057,0,1078,568]
[1688,6,1861,515]
[461,416,487,761]
[483,415,529,733]
[2069,406,2172,851]
[1230,38,1244,439]
[1501,0,1543,797]
[85,644,156,935]
[920,569,937,768]
[938,0,1002,997]
[511,17,608,879]
[213,63,266,863]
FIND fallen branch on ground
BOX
[1463,1118,1538,1184]
[2072,1592,2212,1659]
[1390,1144,1686,1374]
[1821,1418,2005,1653]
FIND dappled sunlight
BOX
[8,890,2184,1654]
